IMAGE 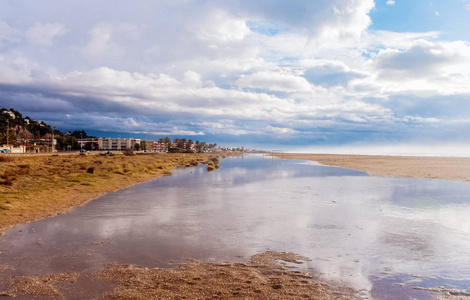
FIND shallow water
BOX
[1,154,470,299]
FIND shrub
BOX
[0,155,15,163]
[123,149,135,156]
[87,167,95,174]
[1,169,17,185]
[112,167,125,175]
[18,165,30,175]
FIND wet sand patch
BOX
[2,272,79,298]
[0,252,360,299]
[97,251,359,299]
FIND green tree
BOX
[140,140,147,151]
[164,137,171,151]
[186,139,194,151]
[71,130,87,140]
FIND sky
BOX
[1,0,470,154]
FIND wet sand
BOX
[0,251,359,299]
[275,153,470,182]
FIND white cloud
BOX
[386,1,395,6]
[236,0,374,40]
[374,39,470,94]
[236,71,313,92]
[192,121,249,135]
[182,71,203,88]
[465,0,470,10]
[0,21,21,49]
[25,22,68,47]
[80,24,123,60]
[196,10,251,43]
[265,125,297,135]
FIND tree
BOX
[0,130,16,146]
[177,138,186,149]
[196,141,206,153]
[84,142,93,151]
[140,140,147,151]
[164,137,171,151]
[186,139,194,151]
[71,130,87,140]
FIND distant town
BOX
[0,108,252,154]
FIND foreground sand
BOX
[275,153,470,182]
[1,252,359,299]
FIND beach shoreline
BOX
[273,153,470,182]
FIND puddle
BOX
[1,154,470,299]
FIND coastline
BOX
[274,153,470,182]
[1,152,465,299]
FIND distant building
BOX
[147,141,168,152]
[97,138,141,151]
[0,145,26,153]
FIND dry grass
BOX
[97,251,358,299]
[0,152,223,230]
[0,263,11,272]
[2,272,79,299]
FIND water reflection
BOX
[1,154,470,299]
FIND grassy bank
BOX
[0,152,222,231]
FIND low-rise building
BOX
[155,141,168,152]
[98,138,141,151]
[0,145,26,153]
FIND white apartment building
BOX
[98,138,141,151]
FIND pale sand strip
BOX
[275,153,470,182]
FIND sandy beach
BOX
[275,153,470,182]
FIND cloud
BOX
[301,60,366,87]
[265,125,297,135]
[24,22,68,47]
[236,71,313,92]
[196,9,251,43]
[375,40,469,80]
[465,0,470,10]
[0,21,21,49]
[80,24,123,60]
[386,1,395,6]
[0,0,469,148]
[235,0,374,39]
